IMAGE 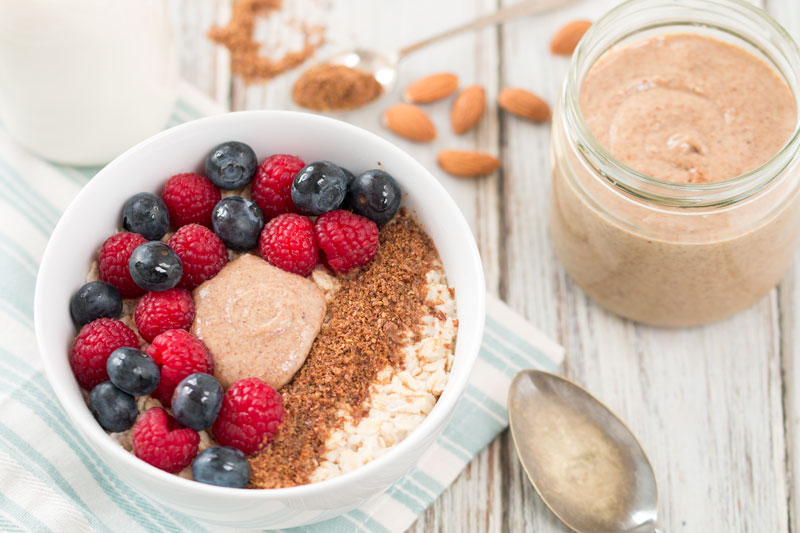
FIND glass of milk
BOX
[0,0,178,166]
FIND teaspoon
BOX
[324,0,576,93]
[508,370,663,533]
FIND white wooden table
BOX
[171,0,800,530]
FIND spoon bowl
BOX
[508,370,660,533]
[325,48,400,93]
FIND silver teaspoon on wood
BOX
[508,370,663,533]
[324,0,577,93]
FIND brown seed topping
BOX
[248,211,441,488]
[292,64,384,112]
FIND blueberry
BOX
[122,192,170,240]
[89,381,138,432]
[107,347,160,396]
[205,141,258,190]
[192,446,250,488]
[291,161,348,215]
[346,169,401,226]
[129,241,183,292]
[70,281,122,327]
[171,373,223,431]
[211,197,264,251]
[341,167,356,188]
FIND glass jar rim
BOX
[563,0,800,208]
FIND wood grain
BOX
[172,0,799,530]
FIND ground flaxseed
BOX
[208,0,324,83]
[292,64,383,111]
[248,210,439,488]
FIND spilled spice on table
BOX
[208,0,324,83]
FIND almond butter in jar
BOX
[549,0,800,326]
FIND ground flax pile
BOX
[248,211,439,488]
[292,64,384,111]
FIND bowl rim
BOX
[34,109,486,501]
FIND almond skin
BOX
[451,85,486,134]
[382,104,436,142]
[404,73,459,104]
[437,150,500,178]
[550,20,592,55]
[498,88,551,122]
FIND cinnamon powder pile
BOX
[292,64,383,111]
[208,0,324,83]
[248,211,438,488]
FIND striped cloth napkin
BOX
[0,84,564,533]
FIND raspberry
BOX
[146,329,214,405]
[251,154,305,219]
[162,173,221,228]
[98,232,147,298]
[314,210,379,274]
[212,378,284,455]
[132,407,199,473]
[70,318,139,389]
[258,214,317,276]
[167,224,228,289]
[134,289,195,344]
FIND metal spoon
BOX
[324,0,576,92]
[508,370,663,533]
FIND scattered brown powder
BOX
[208,0,324,83]
[248,210,438,488]
[292,64,383,111]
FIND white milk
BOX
[0,0,178,166]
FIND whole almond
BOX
[498,88,551,122]
[451,85,486,134]
[437,150,500,178]
[404,73,459,104]
[382,104,436,142]
[550,20,592,55]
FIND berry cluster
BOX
[68,140,403,487]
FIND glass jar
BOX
[549,0,800,326]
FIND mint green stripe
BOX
[441,396,505,457]
[410,469,445,494]
[386,485,424,515]
[0,179,53,236]
[346,509,391,533]
[174,100,206,120]
[0,363,201,533]
[396,480,430,511]
[0,245,37,318]
[436,436,471,462]
[0,513,24,532]
[0,159,61,224]
[0,300,33,328]
[0,238,38,272]
[466,384,507,420]
[485,315,556,370]
[477,346,517,378]
[0,492,53,533]
[285,516,358,533]
[0,424,109,532]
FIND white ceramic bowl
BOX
[34,111,485,529]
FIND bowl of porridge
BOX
[34,110,485,528]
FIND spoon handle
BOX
[628,520,665,533]
[398,0,576,58]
